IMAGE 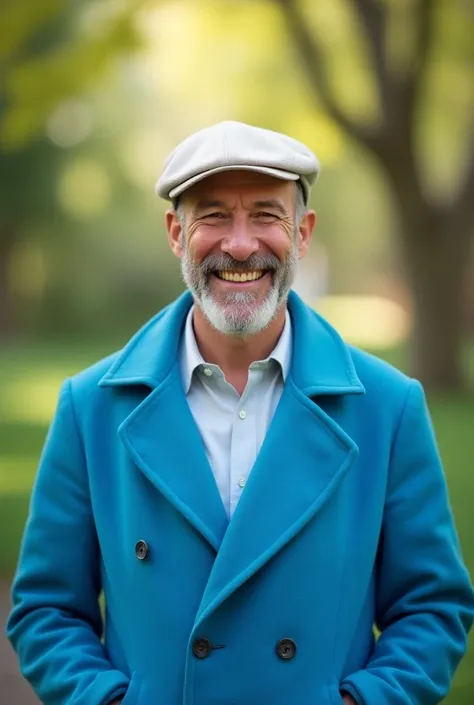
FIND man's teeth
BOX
[218,270,264,282]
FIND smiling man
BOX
[6,121,474,705]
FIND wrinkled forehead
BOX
[179,170,298,209]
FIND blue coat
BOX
[7,291,474,705]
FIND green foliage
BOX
[0,0,64,62]
[1,0,147,149]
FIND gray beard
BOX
[180,243,299,337]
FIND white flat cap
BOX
[156,121,320,204]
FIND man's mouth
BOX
[214,270,267,282]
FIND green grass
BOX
[0,343,116,577]
[1,342,473,703]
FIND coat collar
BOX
[99,290,365,397]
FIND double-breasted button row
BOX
[191,637,297,660]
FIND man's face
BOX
[167,171,314,336]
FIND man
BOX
[6,121,474,705]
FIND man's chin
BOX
[206,295,263,317]
[197,294,278,337]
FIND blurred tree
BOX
[0,0,144,337]
[276,0,474,391]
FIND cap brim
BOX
[159,164,300,201]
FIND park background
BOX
[1,0,473,702]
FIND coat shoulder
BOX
[348,345,413,403]
[65,297,181,405]
[67,352,121,405]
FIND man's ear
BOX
[166,209,184,257]
[297,210,316,259]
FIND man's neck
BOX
[192,304,287,395]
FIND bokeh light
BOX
[314,295,411,349]
[57,157,111,219]
[46,100,94,148]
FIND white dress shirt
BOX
[180,307,292,518]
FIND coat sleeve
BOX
[5,379,130,705]
[340,380,474,705]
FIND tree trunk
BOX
[379,145,471,391]
[0,223,19,338]
[399,211,470,392]
[407,244,467,391]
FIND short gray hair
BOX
[175,199,185,228]
[294,183,306,224]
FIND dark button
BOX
[135,540,149,560]
[276,638,297,660]
[192,637,212,659]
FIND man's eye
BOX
[255,212,279,220]
[203,212,226,219]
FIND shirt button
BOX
[239,410,247,419]
[203,367,213,377]
[238,477,246,488]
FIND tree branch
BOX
[416,0,436,76]
[446,7,474,236]
[275,0,381,152]
[401,0,437,122]
[347,0,390,122]
[452,111,474,235]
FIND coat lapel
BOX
[118,367,228,552]
[99,291,228,551]
[99,289,366,620]
[194,291,366,626]
[195,380,359,625]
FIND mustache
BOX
[198,253,282,275]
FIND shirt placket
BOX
[229,368,259,516]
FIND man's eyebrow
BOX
[253,199,288,216]
[191,197,289,217]
[192,199,227,214]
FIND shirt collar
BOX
[180,306,292,394]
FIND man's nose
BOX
[220,224,259,261]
